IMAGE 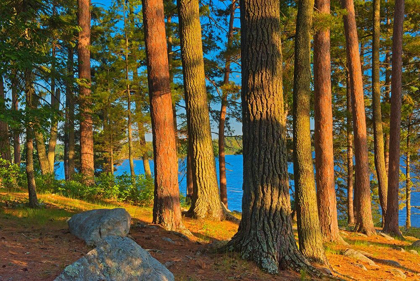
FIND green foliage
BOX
[34,172,154,206]
[0,158,23,189]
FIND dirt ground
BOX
[1,192,420,281]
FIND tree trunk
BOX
[25,70,38,208]
[383,0,404,237]
[346,71,355,226]
[227,0,317,274]
[67,47,75,179]
[405,114,412,229]
[124,1,135,180]
[140,131,152,179]
[293,0,327,263]
[78,0,94,185]
[341,0,375,235]
[34,95,52,176]
[372,0,388,221]
[142,0,185,231]
[313,0,342,243]
[48,88,60,173]
[11,71,21,165]
[0,76,11,162]
[178,0,223,220]
[219,0,237,209]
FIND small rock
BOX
[321,268,333,275]
[162,237,175,244]
[379,232,394,240]
[343,249,377,266]
[164,261,175,268]
[397,247,406,252]
[390,268,406,279]
[412,240,420,248]
[356,233,368,238]
[145,249,162,253]
[409,249,419,255]
[382,260,402,267]
[355,264,367,271]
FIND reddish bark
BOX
[383,0,405,237]
[78,0,94,185]
[142,0,185,231]
[341,0,375,235]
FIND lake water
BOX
[55,155,420,227]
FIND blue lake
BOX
[55,155,420,227]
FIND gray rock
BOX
[409,249,419,255]
[355,264,367,271]
[343,249,377,266]
[55,236,174,281]
[68,208,131,246]
[389,268,406,279]
[162,237,175,244]
[412,240,420,248]
[382,260,401,267]
[379,232,394,240]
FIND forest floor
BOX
[1,190,420,281]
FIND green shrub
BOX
[0,158,21,189]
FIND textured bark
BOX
[341,0,375,235]
[383,0,404,237]
[25,70,38,208]
[405,114,412,229]
[178,0,223,220]
[11,71,21,165]
[313,0,342,243]
[218,0,237,209]
[48,88,60,173]
[372,0,388,220]
[166,15,178,147]
[293,0,327,263]
[142,0,185,231]
[78,0,94,185]
[227,0,316,274]
[67,47,75,179]
[0,77,11,162]
[346,72,355,226]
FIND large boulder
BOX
[68,208,131,246]
[55,236,174,281]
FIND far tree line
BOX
[0,0,419,274]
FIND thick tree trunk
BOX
[383,0,404,237]
[346,72,355,226]
[341,0,375,235]
[25,70,38,208]
[219,0,237,209]
[178,0,223,220]
[405,114,412,229]
[0,77,11,162]
[11,71,21,165]
[142,0,185,231]
[48,88,60,173]
[67,47,75,179]
[227,0,317,275]
[313,0,342,243]
[293,0,327,263]
[78,0,94,185]
[372,0,388,221]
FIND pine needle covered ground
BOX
[1,190,419,280]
